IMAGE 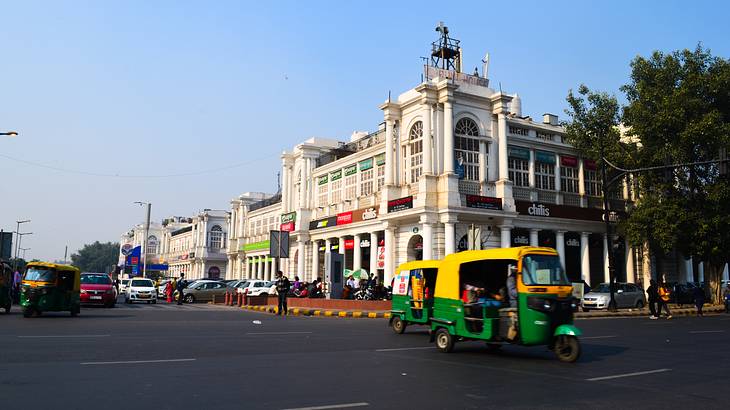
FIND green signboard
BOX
[331,169,342,181]
[535,150,556,164]
[281,212,296,223]
[359,158,373,171]
[375,153,386,166]
[344,165,357,176]
[318,175,328,185]
[508,146,530,160]
[242,240,270,252]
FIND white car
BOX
[239,280,276,296]
[119,279,130,294]
[125,278,158,304]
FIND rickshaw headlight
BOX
[543,300,553,311]
[527,296,555,312]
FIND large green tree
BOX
[70,241,119,273]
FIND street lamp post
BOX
[19,247,30,259]
[134,202,152,279]
[12,220,30,273]
[1,131,19,136]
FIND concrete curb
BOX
[241,305,392,319]
[574,305,725,319]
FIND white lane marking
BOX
[281,402,369,410]
[375,347,434,352]
[587,368,671,381]
[81,358,196,365]
[689,330,725,334]
[581,335,617,340]
[246,331,313,335]
[18,334,110,338]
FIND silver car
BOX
[582,283,646,311]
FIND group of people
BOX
[461,266,518,308]
[646,279,717,319]
[288,276,325,298]
[343,274,379,299]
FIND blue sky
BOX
[1,0,728,261]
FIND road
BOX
[1,299,728,410]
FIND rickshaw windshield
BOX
[521,255,569,286]
[24,267,56,282]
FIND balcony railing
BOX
[513,186,531,201]
[537,190,556,204]
[562,192,581,207]
[458,180,481,196]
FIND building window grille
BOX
[456,117,480,136]
[508,157,529,187]
[454,118,481,181]
[361,168,374,196]
[509,126,529,136]
[585,170,602,196]
[209,226,223,249]
[560,166,579,193]
[318,181,328,207]
[147,236,158,255]
[535,162,556,190]
[377,163,385,190]
[407,121,423,184]
[330,179,342,204]
[344,172,356,200]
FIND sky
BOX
[1,0,729,262]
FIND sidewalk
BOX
[575,304,725,319]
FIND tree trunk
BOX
[705,262,723,304]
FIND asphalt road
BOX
[1,299,729,410]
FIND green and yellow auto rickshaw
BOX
[20,262,81,317]
[0,262,12,313]
[389,260,440,334]
[429,247,582,362]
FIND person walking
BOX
[12,270,21,304]
[176,274,186,305]
[647,279,659,319]
[657,281,672,319]
[274,271,290,315]
[165,280,173,303]
[693,285,705,317]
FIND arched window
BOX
[454,118,482,181]
[147,235,158,255]
[209,225,223,249]
[407,121,423,184]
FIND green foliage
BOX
[564,85,625,165]
[70,241,119,273]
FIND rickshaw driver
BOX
[506,265,518,307]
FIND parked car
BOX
[80,273,116,308]
[119,279,130,294]
[670,283,696,306]
[239,280,276,296]
[581,283,646,311]
[181,280,229,303]
[125,278,157,304]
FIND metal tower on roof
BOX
[431,22,461,72]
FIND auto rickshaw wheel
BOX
[435,328,454,353]
[554,335,581,363]
[22,308,33,318]
[391,316,406,334]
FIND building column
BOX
[338,236,346,256]
[444,219,456,256]
[529,228,539,247]
[370,232,378,275]
[528,149,536,189]
[685,257,694,283]
[297,240,305,279]
[556,230,566,269]
[499,225,512,248]
[626,240,636,284]
[421,220,433,260]
[384,119,395,185]
[353,234,362,271]
[311,240,319,282]
[443,101,454,174]
[384,226,395,286]
[555,153,562,193]
[257,256,263,279]
[580,232,591,284]
[698,262,705,283]
[578,159,586,207]
[497,113,508,180]
[479,140,488,194]
[264,256,271,281]
[422,101,433,175]
[603,234,610,284]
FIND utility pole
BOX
[134,202,152,278]
[12,220,31,273]
[600,142,618,312]
[64,246,68,264]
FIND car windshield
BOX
[590,284,611,293]
[81,275,112,285]
[131,279,153,287]
[521,254,569,286]
[24,267,56,282]
[237,281,250,288]
[122,280,129,284]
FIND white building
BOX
[118,222,164,269]
[159,210,229,280]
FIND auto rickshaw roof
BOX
[25,261,81,274]
[395,260,440,272]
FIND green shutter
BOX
[318,175,328,185]
[508,146,530,160]
[375,153,386,166]
[359,158,373,171]
[344,165,357,176]
[331,169,342,181]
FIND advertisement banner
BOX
[318,175,328,185]
[344,239,355,250]
[561,155,578,167]
[281,212,296,223]
[344,165,357,176]
[280,222,295,232]
[515,201,620,221]
[336,211,353,225]
[508,146,530,160]
[387,196,413,213]
[377,246,385,269]
[535,150,556,164]
[330,169,342,181]
[359,158,373,171]
[465,195,502,210]
[393,270,410,296]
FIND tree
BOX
[70,241,119,273]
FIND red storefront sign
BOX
[280,222,295,232]
[344,239,355,250]
[336,211,353,225]
[560,155,578,167]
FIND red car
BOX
[80,273,117,308]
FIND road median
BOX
[241,304,391,319]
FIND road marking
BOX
[281,402,369,410]
[581,335,618,340]
[689,330,725,334]
[18,334,110,338]
[587,368,671,381]
[375,347,433,352]
[81,358,196,365]
[246,331,313,335]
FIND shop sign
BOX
[566,238,580,247]
[361,207,378,220]
[280,221,295,232]
[121,244,133,256]
[281,212,296,224]
[360,239,370,248]
[515,201,614,222]
[242,240,270,252]
[336,211,353,225]
[318,175,328,185]
[375,153,385,166]
[465,195,502,210]
[393,270,410,296]
[387,196,413,213]
[376,246,385,269]
[508,146,530,160]
[512,235,529,245]
[535,150,556,164]
[330,169,342,181]
[344,239,355,250]
[309,216,337,230]
[344,165,357,176]
[359,158,373,171]
[561,155,578,167]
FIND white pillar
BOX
[556,230,566,270]
[580,232,591,284]
[602,234,610,284]
[479,140,488,193]
[353,234,362,271]
[422,102,433,175]
[444,221,456,256]
[443,101,454,174]
[698,262,705,282]
[528,149,536,188]
[422,222,433,260]
[384,120,395,185]
[499,225,511,248]
[325,238,332,257]
[529,229,539,247]
[369,232,378,275]
[626,240,636,284]
[257,256,263,279]
[311,241,319,282]
[297,240,305,278]
[497,113,508,180]
[554,154,561,193]
[723,263,729,282]
[338,236,346,256]
[384,226,395,285]
[685,257,694,283]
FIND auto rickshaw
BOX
[389,260,440,334]
[0,262,12,313]
[428,247,582,362]
[20,262,81,317]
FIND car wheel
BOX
[391,316,406,334]
[554,335,581,363]
[435,328,454,353]
[635,300,644,309]
[185,294,195,304]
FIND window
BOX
[360,168,373,196]
[377,162,385,190]
[318,176,328,207]
[344,166,357,200]
[585,169,601,196]
[147,235,158,254]
[407,121,423,184]
[456,117,480,136]
[508,157,529,187]
[454,118,481,181]
[560,166,579,193]
[535,162,555,190]
[509,126,529,136]
[209,225,223,249]
[331,178,342,204]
